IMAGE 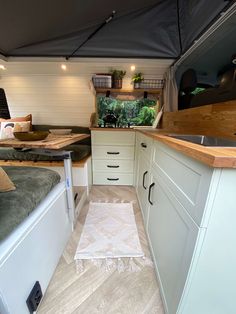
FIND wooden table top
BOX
[0,133,90,150]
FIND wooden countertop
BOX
[137,129,236,168]
[0,133,90,150]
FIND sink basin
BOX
[167,134,236,147]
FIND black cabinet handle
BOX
[142,171,148,190]
[148,182,155,205]
[107,178,119,181]
[107,152,120,155]
[107,165,120,168]
[141,142,147,148]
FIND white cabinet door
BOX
[135,133,153,226]
[136,155,150,225]
[152,141,213,226]
[147,171,199,314]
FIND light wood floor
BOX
[38,186,164,314]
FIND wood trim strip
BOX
[0,155,91,168]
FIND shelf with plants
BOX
[92,69,126,90]
[92,70,163,95]
[94,88,162,94]
[132,72,164,90]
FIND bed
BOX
[0,166,72,314]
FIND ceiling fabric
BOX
[178,0,231,53]
[0,0,232,59]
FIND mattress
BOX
[0,166,60,242]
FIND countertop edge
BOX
[136,130,236,168]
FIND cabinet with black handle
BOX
[91,130,135,185]
[135,132,154,225]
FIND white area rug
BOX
[74,202,152,273]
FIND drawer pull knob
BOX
[141,143,147,148]
[107,165,120,168]
[143,171,148,189]
[148,182,155,205]
[107,178,119,181]
[107,152,120,155]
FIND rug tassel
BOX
[92,258,103,268]
[117,258,125,273]
[141,256,154,267]
[128,257,141,272]
[104,258,115,272]
[76,259,84,273]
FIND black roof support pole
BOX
[66,11,116,60]
[176,0,183,56]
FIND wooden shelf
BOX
[95,88,162,94]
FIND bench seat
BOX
[0,166,60,242]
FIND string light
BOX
[61,64,67,71]
[130,65,136,71]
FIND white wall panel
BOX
[0,58,172,126]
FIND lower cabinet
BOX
[91,130,135,185]
[136,155,151,225]
[143,140,236,314]
[135,132,153,226]
[147,170,201,314]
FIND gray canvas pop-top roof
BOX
[0,0,233,59]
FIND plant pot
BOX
[134,82,141,89]
[112,78,122,89]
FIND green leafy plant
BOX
[97,96,156,126]
[110,69,126,79]
[132,72,144,83]
[131,106,156,126]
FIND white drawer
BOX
[93,159,134,173]
[93,172,134,185]
[91,130,135,145]
[92,145,134,160]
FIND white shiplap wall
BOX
[0,58,173,126]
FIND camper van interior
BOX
[0,1,236,314]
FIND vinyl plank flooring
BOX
[38,186,164,314]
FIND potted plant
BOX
[132,72,144,89]
[110,69,126,89]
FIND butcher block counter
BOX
[136,129,236,168]
[0,133,89,150]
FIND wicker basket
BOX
[134,79,164,89]
[92,75,112,88]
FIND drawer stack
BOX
[91,130,135,185]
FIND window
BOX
[96,96,158,127]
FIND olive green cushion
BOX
[0,145,91,162]
[0,166,60,242]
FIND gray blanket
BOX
[0,166,60,242]
[0,145,91,162]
